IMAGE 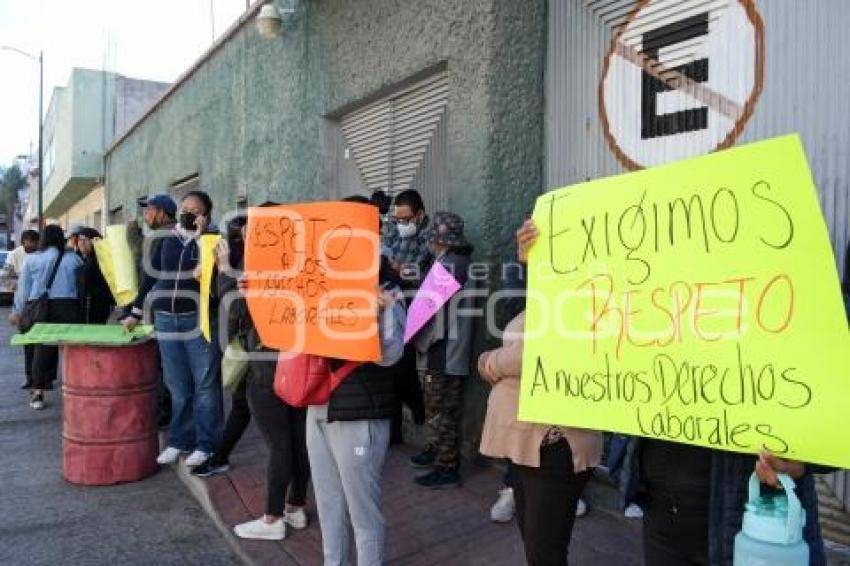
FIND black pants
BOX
[247,361,310,516]
[31,299,81,389]
[212,377,251,465]
[641,440,711,566]
[513,440,592,566]
[643,504,710,566]
[391,345,426,440]
[23,345,35,384]
[503,461,513,487]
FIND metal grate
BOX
[339,71,448,209]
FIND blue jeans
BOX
[154,311,222,453]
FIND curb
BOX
[171,463,256,566]
[158,433,255,566]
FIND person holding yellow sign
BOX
[478,219,603,566]
[502,217,831,566]
[121,191,223,472]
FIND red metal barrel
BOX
[62,340,160,485]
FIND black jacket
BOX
[327,362,397,422]
[79,253,114,323]
[327,263,406,422]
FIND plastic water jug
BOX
[733,472,809,565]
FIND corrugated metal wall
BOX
[546,0,850,511]
[825,472,850,515]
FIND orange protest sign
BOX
[244,202,381,362]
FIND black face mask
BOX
[179,212,197,231]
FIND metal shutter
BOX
[340,101,393,194]
[339,71,448,211]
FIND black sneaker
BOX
[21,382,32,390]
[409,447,436,469]
[414,467,461,489]
[190,459,230,478]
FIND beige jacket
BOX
[478,312,603,471]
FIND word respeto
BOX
[573,272,794,357]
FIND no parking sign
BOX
[600,0,765,170]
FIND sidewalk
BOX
[177,422,643,566]
[0,309,239,566]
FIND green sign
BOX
[10,323,155,346]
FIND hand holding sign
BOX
[403,261,462,343]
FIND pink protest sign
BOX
[403,261,462,343]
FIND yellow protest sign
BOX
[94,237,135,306]
[519,135,850,468]
[104,225,138,295]
[200,234,221,342]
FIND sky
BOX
[0,0,250,165]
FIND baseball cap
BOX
[141,193,177,217]
[67,223,85,237]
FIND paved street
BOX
[0,307,239,566]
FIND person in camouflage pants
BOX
[422,371,464,471]
[410,211,475,489]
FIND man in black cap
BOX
[121,194,177,325]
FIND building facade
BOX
[43,68,169,232]
[103,0,849,523]
[105,0,547,458]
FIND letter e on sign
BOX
[599,0,765,170]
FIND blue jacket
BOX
[130,226,203,318]
[14,248,82,313]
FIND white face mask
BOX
[396,222,418,239]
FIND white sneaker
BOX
[29,393,45,410]
[234,517,286,540]
[283,508,308,530]
[490,487,515,523]
[624,503,644,519]
[185,450,210,468]
[156,447,183,465]
[576,498,588,518]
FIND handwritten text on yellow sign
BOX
[519,135,850,468]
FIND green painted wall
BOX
[105,0,546,456]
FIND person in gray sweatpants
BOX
[307,274,406,566]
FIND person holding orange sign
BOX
[302,195,406,566]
